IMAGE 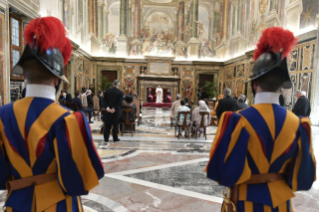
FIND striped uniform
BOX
[0,97,104,212]
[206,104,316,212]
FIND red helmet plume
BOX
[253,27,298,62]
[23,17,72,65]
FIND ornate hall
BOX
[0,0,318,211]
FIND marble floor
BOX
[0,107,318,212]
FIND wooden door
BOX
[101,71,117,90]
[199,74,214,88]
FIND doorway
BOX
[101,70,117,90]
[198,74,214,99]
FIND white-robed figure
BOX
[156,85,163,103]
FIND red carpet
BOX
[143,102,172,108]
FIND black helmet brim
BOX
[247,52,292,89]
[12,44,69,84]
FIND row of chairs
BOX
[174,111,210,140]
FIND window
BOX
[10,14,23,80]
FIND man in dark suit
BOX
[72,90,93,123]
[236,96,248,111]
[292,90,311,117]
[104,80,124,142]
[98,90,105,109]
[216,88,237,120]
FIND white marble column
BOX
[266,0,280,27]
[97,1,104,42]
[104,10,109,35]
[285,0,303,34]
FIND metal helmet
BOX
[248,27,298,89]
[12,17,72,84]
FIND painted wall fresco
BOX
[284,39,317,109]
[221,61,251,98]
[300,0,319,29]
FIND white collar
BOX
[254,92,280,105]
[26,84,56,101]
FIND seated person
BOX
[170,94,181,118]
[147,88,153,102]
[175,100,191,136]
[211,94,223,116]
[121,95,137,123]
[64,93,73,108]
[165,90,172,103]
[184,97,192,110]
[72,90,94,123]
[59,90,67,105]
[133,93,142,115]
[192,100,211,136]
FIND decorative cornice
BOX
[6,0,40,19]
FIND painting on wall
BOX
[236,80,244,97]
[84,59,90,75]
[288,49,299,72]
[300,44,315,71]
[282,74,297,109]
[300,0,319,29]
[128,12,177,57]
[237,64,245,78]
[225,81,232,89]
[182,68,194,79]
[124,66,135,77]
[76,56,83,72]
[299,72,312,100]
[225,67,232,80]
[182,80,193,98]
[124,78,135,91]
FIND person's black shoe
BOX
[113,138,120,142]
[89,121,94,124]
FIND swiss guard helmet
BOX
[249,27,298,89]
[12,17,72,91]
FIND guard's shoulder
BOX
[286,109,302,123]
[0,102,14,116]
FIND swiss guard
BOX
[206,27,316,212]
[0,17,104,211]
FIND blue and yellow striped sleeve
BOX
[206,112,251,187]
[54,111,104,196]
[288,117,316,191]
[0,118,10,190]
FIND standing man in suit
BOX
[216,88,237,120]
[292,90,311,117]
[87,90,94,123]
[104,80,124,142]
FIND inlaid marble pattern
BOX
[81,199,114,212]
[126,161,226,197]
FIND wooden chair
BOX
[133,98,142,126]
[93,96,100,121]
[120,108,136,137]
[211,115,218,126]
[193,111,210,140]
[175,111,192,140]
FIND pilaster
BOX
[190,0,198,38]
[215,40,229,59]
[310,26,319,125]
[97,2,104,42]
[316,14,319,27]
[266,9,280,27]
[186,37,201,59]
[285,0,303,34]
[104,10,109,35]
